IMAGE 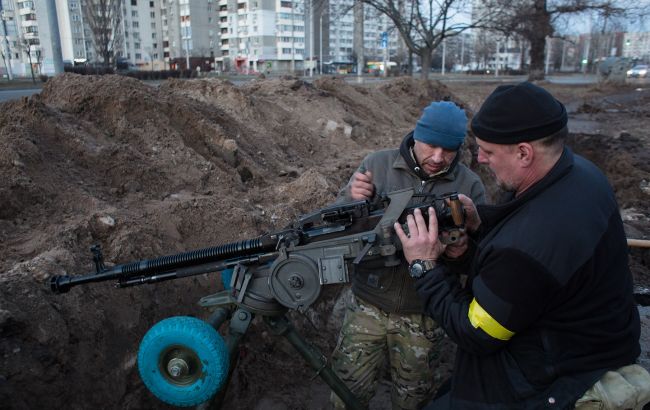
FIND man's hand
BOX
[394,207,446,264]
[457,194,481,233]
[442,232,468,259]
[350,170,374,200]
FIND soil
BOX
[0,74,648,410]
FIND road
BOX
[0,87,42,102]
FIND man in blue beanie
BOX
[330,101,486,409]
[396,82,647,409]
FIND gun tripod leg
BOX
[199,307,254,410]
[263,315,364,410]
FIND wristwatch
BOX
[408,259,436,279]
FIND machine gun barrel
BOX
[50,236,280,294]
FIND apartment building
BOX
[1,0,64,76]
[215,0,305,74]
[314,0,400,72]
[55,0,86,64]
[161,0,219,70]
[622,32,650,62]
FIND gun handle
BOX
[449,195,464,227]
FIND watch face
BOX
[409,262,425,278]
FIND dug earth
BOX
[0,74,648,409]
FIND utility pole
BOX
[353,0,363,83]
[0,1,14,80]
[319,12,322,75]
[309,0,313,76]
[495,39,499,77]
[290,0,295,74]
[184,39,190,69]
[545,36,551,75]
[441,37,446,75]
[460,34,464,69]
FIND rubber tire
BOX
[137,316,229,407]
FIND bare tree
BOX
[17,36,38,83]
[360,0,506,78]
[491,0,646,81]
[81,0,124,67]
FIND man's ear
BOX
[517,143,534,166]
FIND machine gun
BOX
[50,188,465,409]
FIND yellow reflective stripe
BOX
[468,298,515,341]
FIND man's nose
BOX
[429,148,443,162]
[477,150,488,164]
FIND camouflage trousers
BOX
[330,294,444,410]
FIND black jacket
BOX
[416,148,640,409]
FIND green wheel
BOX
[137,316,229,407]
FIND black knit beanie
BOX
[471,82,567,144]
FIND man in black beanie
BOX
[394,82,648,409]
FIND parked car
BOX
[627,64,648,78]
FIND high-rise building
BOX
[161,0,219,70]
[0,0,65,76]
[623,32,650,62]
[215,0,305,74]
[313,0,400,74]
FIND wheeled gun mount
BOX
[49,188,465,409]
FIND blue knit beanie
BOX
[413,101,467,150]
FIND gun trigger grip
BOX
[353,242,373,265]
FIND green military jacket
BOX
[338,132,486,313]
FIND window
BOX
[132,21,139,28]
[134,42,141,49]
[151,22,156,29]
[132,10,138,17]
[152,33,156,39]
[150,1,154,6]
[152,43,157,48]
[136,53,142,59]
[150,11,155,18]
[282,48,292,53]
[131,0,137,5]
[281,1,292,7]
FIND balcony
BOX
[21,19,38,28]
[18,7,35,16]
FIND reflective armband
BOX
[468,298,515,341]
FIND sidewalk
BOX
[0,78,44,90]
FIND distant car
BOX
[627,64,648,78]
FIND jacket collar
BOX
[397,131,460,181]
[477,146,575,233]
